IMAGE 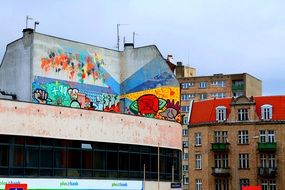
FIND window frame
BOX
[216,106,227,122]
[261,104,272,121]
[238,130,249,144]
[195,154,202,169]
[239,153,249,169]
[195,179,202,190]
[195,132,202,146]
[238,108,249,121]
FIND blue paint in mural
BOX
[120,58,178,94]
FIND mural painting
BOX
[121,87,180,122]
[32,77,120,112]
[40,48,107,84]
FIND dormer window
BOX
[261,104,272,121]
[238,108,248,121]
[216,106,226,122]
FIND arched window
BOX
[216,106,227,122]
[261,104,272,120]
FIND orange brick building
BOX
[188,96,285,190]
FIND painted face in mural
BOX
[68,88,79,100]
[159,100,180,121]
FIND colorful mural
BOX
[121,87,180,122]
[40,49,106,84]
[35,45,180,122]
[32,76,120,112]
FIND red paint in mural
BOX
[137,94,159,115]
[40,51,105,83]
[103,103,120,112]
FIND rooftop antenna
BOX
[133,32,139,46]
[116,24,128,51]
[25,15,33,28]
[34,21,39,31]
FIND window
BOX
[181,94,195,100]
[199,82,207,88]
[215,179,229,190]
[195,154,202,169]
[211,80,226,87]
[183,116,189,125]
[214,131,228,143]
[181,106,189,112]
[261,179,268,190]
[268,130,275,143]
[199,93,207,100]
[269,179,276,190]
[238,109,249,121]
[182,165,188,171]
[195,179,202,190]
[195,132,202,146]
[183,141,189,148]
[261,104,272,120]
[259,130,275,143]
[238,130,249,144]
[183,175,189,185]
[260,154,276,168]
[216,106,226,121]
[181,82,194,89]
[261,179,276,190]
[240,179,250,190]
[183,153,188,160]
[182,129,188,136]
[214,154,228,168]
[239,154,249,169]
[233,91,244,97]
[211,92,226,98]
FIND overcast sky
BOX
[1,0,285,95]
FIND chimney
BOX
[124,43,134,50]
[22,28,34,37]
[22,28,34,47]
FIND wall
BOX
[31,33,121,112]
[245,74,262,97]
[121,46,180,122]
[29,33,180,121]
[0,35,32,101]
[0,99,181,149]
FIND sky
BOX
[1,0,285,95]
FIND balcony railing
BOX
[211,143,230,152]
[258,167,277,178]
[231,84,244,91]
[212,167,230,177]
[258,142,277,152]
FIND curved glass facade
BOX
[0,135,181,181]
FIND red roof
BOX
[190,96,285,124]
[190,98,232,124]
[255,96,285,120]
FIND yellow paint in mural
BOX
[121,86,180,102]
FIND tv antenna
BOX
[116,24,128,51]
[25,15,33,28]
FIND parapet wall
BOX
[0,99,181,150]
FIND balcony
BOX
[211,143,230,152]
[258,167,277,178]
[212,167,230,177]
[258,142,277,152]
[231,84,244,91]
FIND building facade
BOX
[188,96,285,190]
[177,71,262,190]
[0,29,182,190]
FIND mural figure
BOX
[129,94,166,118]
[159,100,180,121]
[33,89,49,104]
[68,88,81,108]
